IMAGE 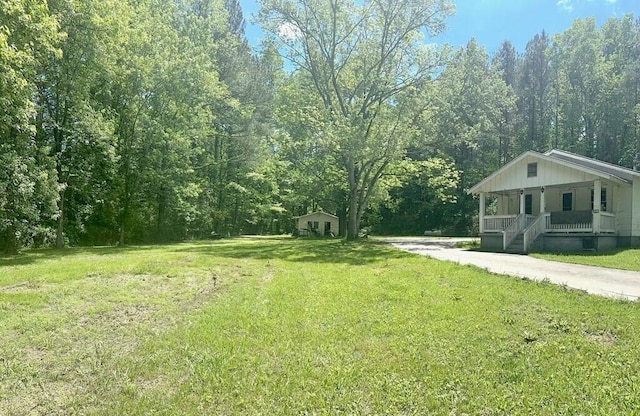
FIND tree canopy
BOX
[258,0,454,239]
[1,1,640,251]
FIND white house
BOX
[293,212,339,236]
[468,149,640,253]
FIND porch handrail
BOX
[503,213,526,250]
[523,213,549,253]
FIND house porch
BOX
[478,180,618,253]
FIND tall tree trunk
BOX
[55,189,65,249]
[346,161,360,241]
[5,223,18,255]
[346,191,359,241]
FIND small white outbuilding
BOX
[293,212,339,236]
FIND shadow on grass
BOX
[0,244,161,267]
[0,237,413,268]
[174,237,413,265]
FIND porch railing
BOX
[523,213,548,253]
[484,215,517,232]
[545,215,592,232]
[503,214,526,250]
[483,212,616,238]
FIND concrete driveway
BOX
[380,237,640,301]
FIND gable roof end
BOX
[467,151,540,194]
[293,211,339,219]
[468,149,632,195]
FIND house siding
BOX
[617,183,634,236]
[482,155,606,192]
[632,179,640,237]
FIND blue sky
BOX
[239,0,640,54]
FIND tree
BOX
[0,0,61,253]
[421,39,515,234]
[35,0,125,248]
[552,18,608,159]
[492,40,519,165]
[259,0,454,240]
[517,31,552,153]
[372,158,459,235]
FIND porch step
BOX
[506,234,525,254]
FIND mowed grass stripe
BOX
[2,237,640,415]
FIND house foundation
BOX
[540,234,618,252]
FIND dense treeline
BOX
[1,0,277,253]
[1,0,639,251]
[373,15,640,235]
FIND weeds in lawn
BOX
[2,238,640,414]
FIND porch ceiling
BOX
[485,181,602,195]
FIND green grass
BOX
[532,248,640,271]
[2,237,640,414]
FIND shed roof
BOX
[468,150,634,194]
[293,211,339,220]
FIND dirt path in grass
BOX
[381,237,640,301]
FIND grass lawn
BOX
[532,248,640,272]
[2,237,640,414]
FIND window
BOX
[562,192,573,211]
[591,188,607,211]
[527,162,537,177]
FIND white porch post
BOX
[519,189,525,215]
[479,193,486,234]
[593,180,601,233]
[540,187,546,214]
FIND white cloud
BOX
[557,0,618,11]
[278,22,301,40]
[557,0,573,11]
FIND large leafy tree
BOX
[36,0,125,247]
[421,39,515,233]
[517,31,552,153]
[0,0,61,253]
[259,0,453,240]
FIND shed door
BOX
[324,221,332,235]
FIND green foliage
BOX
[260,0,454,239]
[2,0,640,246]
[371,158,460,234]
[0,0,62,253]
[1,0,278,249]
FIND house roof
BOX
[293,211,339,220]
[545,149,640,182]
[468,149,635,194]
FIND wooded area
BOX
[2,0,640,252]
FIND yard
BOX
[533,249,640,272]
[2,237,640,414]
